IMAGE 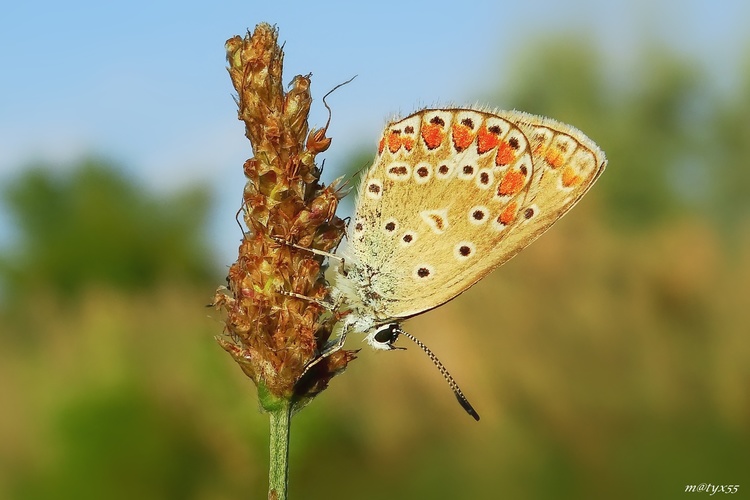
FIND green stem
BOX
[268,398,292,500]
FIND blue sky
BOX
[1,0,748,265]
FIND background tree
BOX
[0,157,217,303]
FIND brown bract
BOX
[215,24,354,408]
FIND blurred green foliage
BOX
[1,38,749,500]
[0,157,216,301]
[494,39,750,236]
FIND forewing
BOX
[349,109,539,318]
[494,111,607,266]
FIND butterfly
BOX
[309,108,606,420]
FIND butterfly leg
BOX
[278,289,336,310]
[300,323,352,378]
[270,235,344,263]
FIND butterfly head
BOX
[365,322,405,351]
[332,281,403,351]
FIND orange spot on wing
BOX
[495,140,516,166]
[452,123,474,151]
[388,132,402,153]
[402,137,415,151]
[378,137,385,155]
[545,149,565,168]
[497,170,526,196]
[422,123,445,150]
[498,201,518,226]
[477,125,499,154]
[561,165,582,187]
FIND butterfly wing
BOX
[493,111,607,262]
[348,108,605,320]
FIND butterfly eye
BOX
[368,323,404,351]
[373,323,399,344]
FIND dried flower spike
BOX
[215,23,354,413]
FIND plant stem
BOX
[268,399,292,500]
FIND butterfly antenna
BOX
[235,198,247,236]
[321,75,357,133]
[396,328,480,421]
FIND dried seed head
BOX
[214,23,353,410]
[306,127,333,155]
